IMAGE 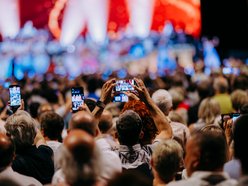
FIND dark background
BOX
[201,0,248,59]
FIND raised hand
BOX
[99,78,116,105]
[133,78,151,104]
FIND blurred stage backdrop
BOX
[0,0,247,81]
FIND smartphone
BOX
[113,93,129,102]
[71,87,84,113]
[115,79,136,92]
[232,113,240,123]
[9,85,21,108]
[221,113,240,124]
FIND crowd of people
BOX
[0,62,248,186]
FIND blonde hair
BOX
[231,89,248,111]
[198,98,221,125]
[152,139,183,183]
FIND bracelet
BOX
[96,100,106,109]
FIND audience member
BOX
[168,87,188,124]
[213,77,233,114]
[98,110,113,134]
[223,106,248,180]
[152,89,190,145]
[188,79,212,125]
[168,131,237,186]
[189,97,221,133]
[169,111,185,124]
[39,111,64,170]
[122,100,158,145]
[69,106,98,136]
[115,78,172,181]
[68,106,122,182]
[230,90,248,113]
[232,75,248,91]
[5,110,54,184]
[152,139,183,186]
[233,114,248,185]
[98,110,118,148]
[53,130,101,186]
[0,133,42,186]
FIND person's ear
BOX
[95,127,100,137]
[192,159,200,170]
[115,131,120,140]
[13,153,16,161]
[40,129,45,137]
[150,158,154,168]
[139,130,144,139]
[188,156,200,176]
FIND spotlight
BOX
[126,0,155,38]
[60,0,108,46]
[0,0,20,38]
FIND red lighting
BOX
[19,0,201,38]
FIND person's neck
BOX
[44,136,58,142]
[215,91,226,95]
[153,171,167,186]
[153,177,166,186]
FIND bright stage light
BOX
[60,0,85,46]
[0,0,20,38]
[84,0,108,44]
[60,0,108,46]
[126,0,155,38]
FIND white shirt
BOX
[0,166,42,186]
[47,141,62,154]
[168,171,237,186]
[52,138,122,185]
[170,121,190,145]
[224,159,241,180]
[47,140,62,171]
[96,138,122,181]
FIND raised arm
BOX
[92,78,116,119]
[133,78,173,139]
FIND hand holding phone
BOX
[114,79,136,92]
[9,85,21,112]
[71,87,84,113]
[113,79,137,102]
[221,113,240,123]
[231,113,240,123]
[113,93,129,102]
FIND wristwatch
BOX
[96,100,106,109]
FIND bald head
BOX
[64,130,95,164]
[98,110,113,134]
[0,133,15,170]
[69,111,97,136]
